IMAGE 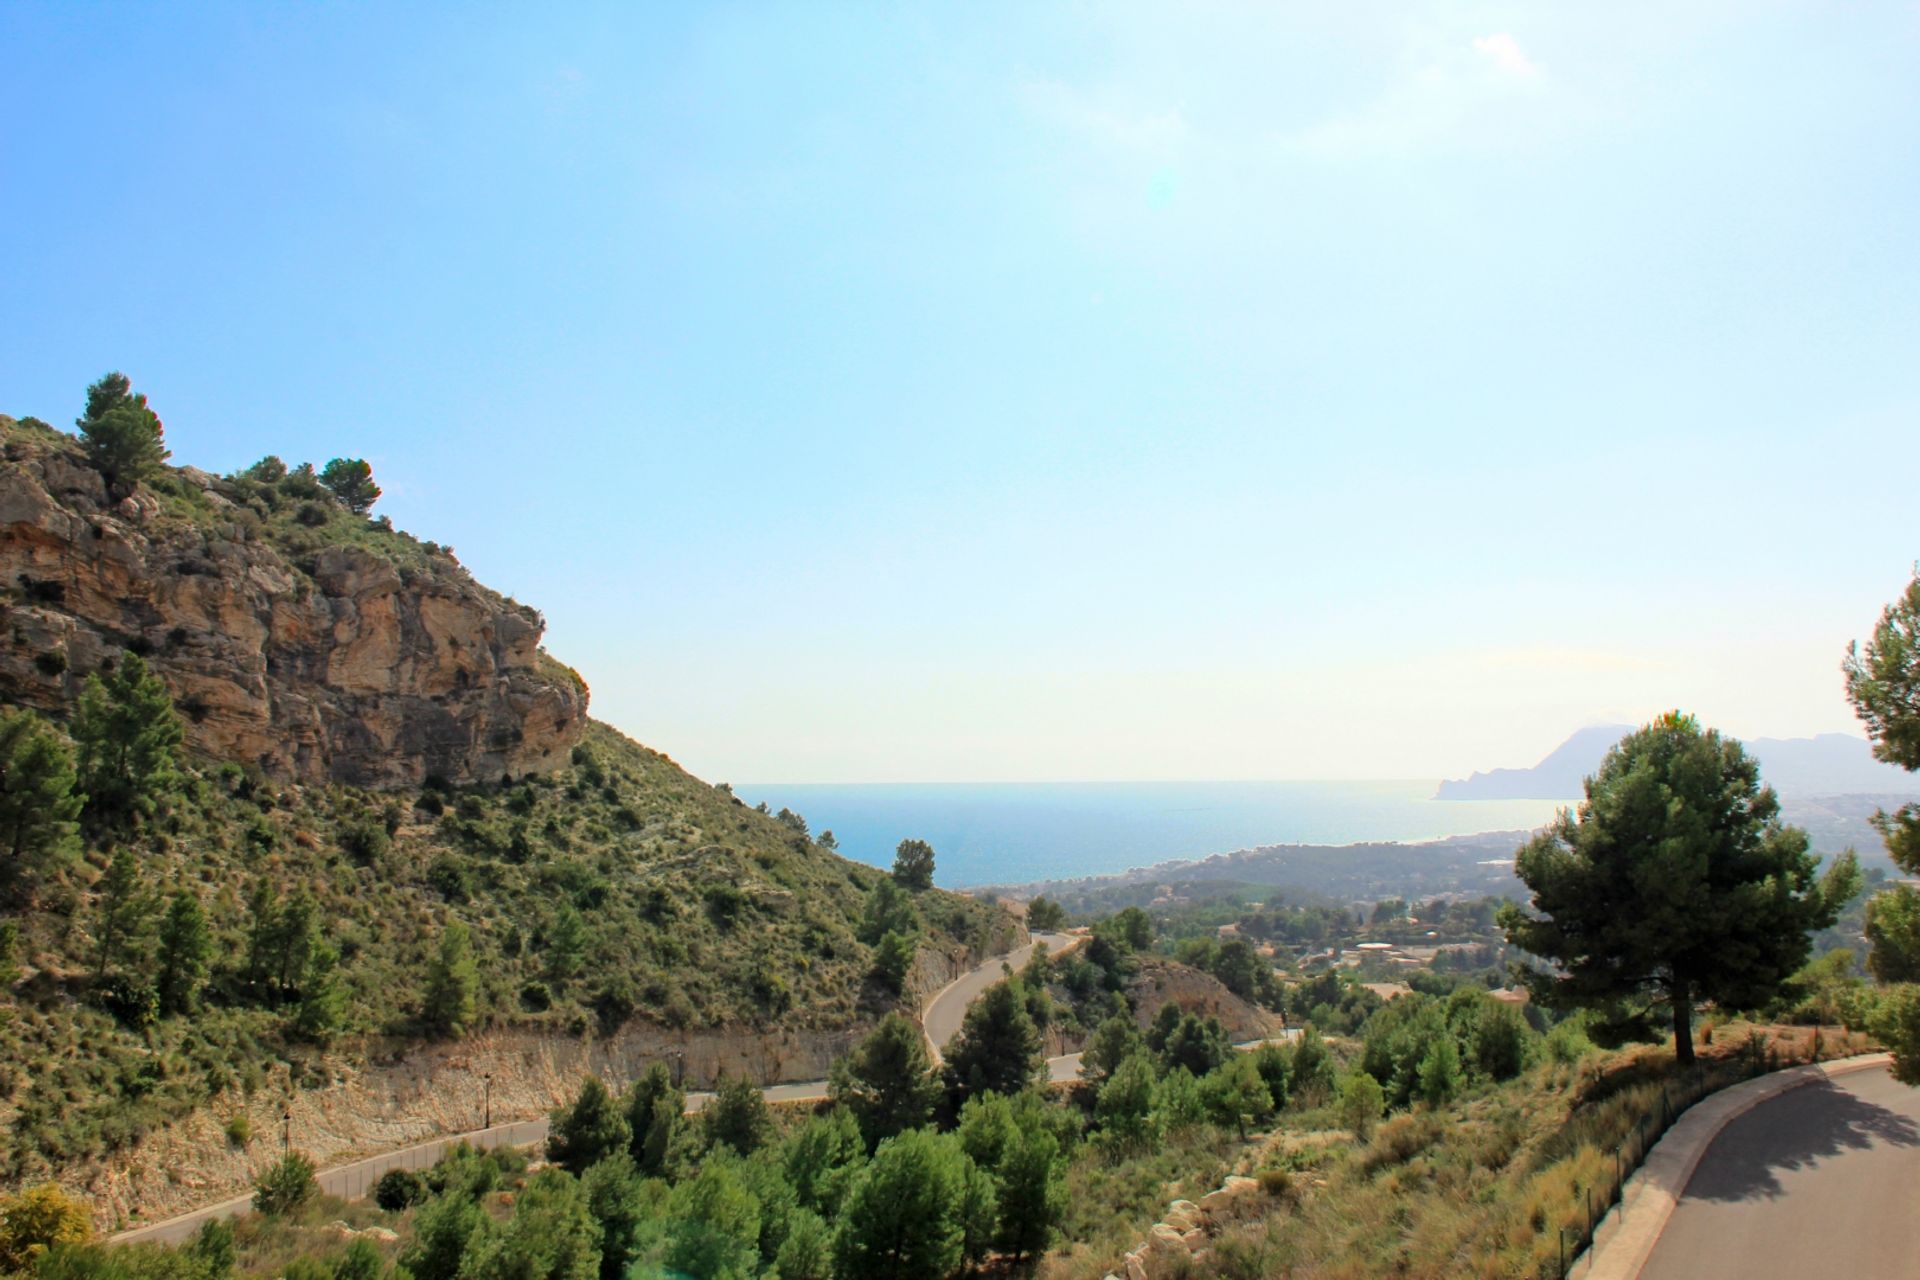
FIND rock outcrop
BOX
[0,425,586,787]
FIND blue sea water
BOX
[731,780,1567,888]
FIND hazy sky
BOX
[3,3,1916,784]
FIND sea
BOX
[731,780,1568,889]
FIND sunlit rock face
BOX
[0,434,586,787]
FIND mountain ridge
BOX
[1437,725,1920,800]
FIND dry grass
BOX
[1084,1022,1868,1280]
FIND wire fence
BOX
[1540,1029,1857,1279]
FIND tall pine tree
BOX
[72,653,182,824]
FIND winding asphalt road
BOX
[1636,1064,1920,1279]
[114,932,1083,1247]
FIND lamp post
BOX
[483,1073,493,1131]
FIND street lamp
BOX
[483,1073,493,1130]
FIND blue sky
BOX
[3,3,1916,783]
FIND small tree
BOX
[994,1129,1065,1267]
[1096,1051,1161,1150]
[943,978,1045,1107]
[319,458,381,514]
[832,1130,967,1280]
[1157,1010,1231,1078]
[156,889,212,1015]
[702,1072,772,1157]
[1026,896,1066,931]
[291,940,346,1042]
[1200,1055,1272,1139]
[783,1108,867,1219]
[1501,714,1858,1066]
[71,653,182,824]
[580,1153,646,1280]
[1337,1070,1385,1140]
[0,709,83,904]
[1080,1013,1144,1086]
[76,372,169,496]
[662,1158,761,1280]
[461,1168,600,1280]
[774,1209,833,1280]
[622,1062,683,1168]
[1416,1035,1462,1107]
[374,1169,426,1211]
[252,1152,318,1215]
[546,904,588,987]
[870,929,915,996]
[422,921,480,1038]
[547,1077,630,1175]
[90,847,153,985]
[891,838,935,891]
[858,878,916,944]
[399,1190,482,1280]
[831,1012,940,1149]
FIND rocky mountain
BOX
[0,407,1019,1218]
[0,417,586,788]
[1436,725,1920,801]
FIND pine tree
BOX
[460,1169,600,1280]
[857,878,916,945]
[1501,713,1859,1065]
[782,1109,866,1218]
[702,1072,772,1157]
[1199,1055,1272,1138]
[832,1130,967,1280]
[830,1012,940,1148]
[76,372,169,496]
[398,1192,481,1280]
[422,921,480,1038]
[71,653,182,824]
[1095,1052,1161,1150]
[0,709,83,904]
[156,889,211,1015]
[890,838,935,891]
[580,1152,645,1280]
[91,847,152,983]
[319,458,381,514]
[292,941,346,1042]
[869,929,915,996]
[994,1129,1065,1266]
[1416,1035,1462,1107]
[547,1077,630,1175]
[621,1063,684,1175]
[546,903,588,987]
[1080,1014,1143,1086]
[942,978,1044,1108]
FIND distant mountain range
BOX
[1437,727,1920,800]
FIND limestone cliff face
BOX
[0,427,587,787]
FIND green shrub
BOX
[252,1151,317,1215]
[374,1168,426,1211]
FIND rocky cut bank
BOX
[0,416,587,788]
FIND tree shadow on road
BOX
[1682,1078,1920,1203]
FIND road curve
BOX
[1636,1064,1920,1279]
[114,931,1082,1247]
[923,932,1080,1062]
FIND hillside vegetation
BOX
[0,387,1010,1193]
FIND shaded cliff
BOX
[0,416,586,788]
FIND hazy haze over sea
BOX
[733,781,1568,888]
